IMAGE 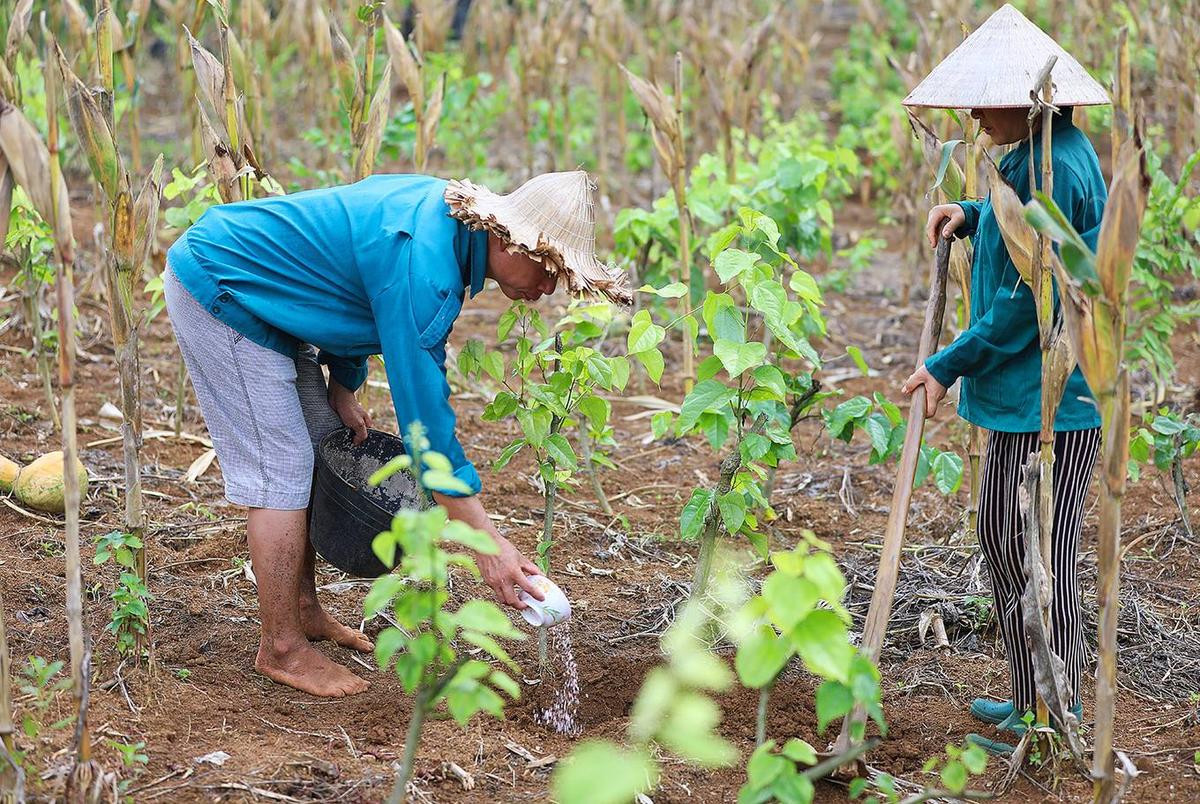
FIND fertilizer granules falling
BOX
[535,625,581,736]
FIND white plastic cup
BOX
[519,574,571,627]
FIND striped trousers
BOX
[977,428,1101,713]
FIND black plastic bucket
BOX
[309,428,426,577]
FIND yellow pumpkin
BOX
[0,455,19,493]
[12,451,89,514]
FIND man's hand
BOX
[328,379,372,444]
[476,533,543,610]
[433,491,544,610]
[901,364,948,418]
[925,203,966,249]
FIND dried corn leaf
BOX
[0,59,15,101]
[185,448,217,482]
[908,112,965,202]
[383,14,424,110]
[125,0,152,40]
[0,163,12,246]
[353,62,392,182]
[1042,326,1076,414]
[621,65,678,143]
[60,0,91,48]
[420,71,445,156]
[309,2,333,63]
[197,102,238,202]
[0,98,73,253]
[983,151,1036,285]
[184,26,225,124]
[1095,137,1150,306]
[5,0,34,62]
[132,154,164,268]
[328,16,362,110]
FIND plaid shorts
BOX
[164,266,343,509]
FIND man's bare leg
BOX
[249,508,369,697]
[298,535,373,653]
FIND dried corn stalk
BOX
[185,23,271,202]
[622,59,695,389]
[332,8,392,181]
[1026,128,1149,803]
[56,41,164,624]
[384,13,444,173]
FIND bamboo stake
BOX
[836,235,951,751]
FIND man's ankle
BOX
[259,634,307,658]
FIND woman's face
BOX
[970,107,1033,145]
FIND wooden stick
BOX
[835,235,952,752]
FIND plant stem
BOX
[1171,447,1193,539]
[692,439,743,597]
[577,423,612,516]
[755,678,774,747]
[26,282,60,430]
[389,691,428,804]
[1093,379,1130,800]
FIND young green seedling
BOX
[364,423,524,804]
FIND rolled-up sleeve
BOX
[370,287,480,497]
[954,200,984,238]
[318,351,368,392]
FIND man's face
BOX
[971,107,1032,146]
[487,240,558,301]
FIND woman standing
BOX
[898,4,1110,754]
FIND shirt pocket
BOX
[417,292,463,349]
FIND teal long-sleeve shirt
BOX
[924,113,1107,433]
[166,174,488,496]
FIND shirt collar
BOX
[454,222,488,298]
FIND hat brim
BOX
[444,179,633,305]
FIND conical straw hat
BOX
[902,4,1109,109]
[444,171,632,305]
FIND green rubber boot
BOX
[967,704,1085,756]
[969,699,1082,726]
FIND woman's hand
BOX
[902,364,948,418]
[328,379,372,444]
[925,203,966,249]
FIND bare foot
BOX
[255,639,370,697]
[299,602,374,653]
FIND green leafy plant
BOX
[161,165,223,231]
[614,116,867,295]
[93,531,151,657]
[461,301,627,665]
[646,207,834,595]
[364,423,524,804]
[5,187,59,429]
[464,302,628,567]
[17,657,72,741]
[1126,149,1200,402]
[1129,408,1199,538]
[824,394,965,495]
[734,535,884,754]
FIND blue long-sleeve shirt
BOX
[925,113,1106,433]
[166,174,488,495]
